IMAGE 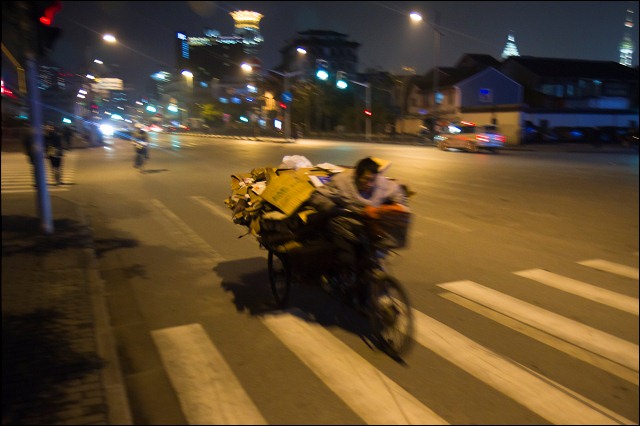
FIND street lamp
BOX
[181,70,193,122]
[410,11,442,116]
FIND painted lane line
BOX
[152,323,267,425]
[191,195,234,222]
[437,280,638,372]
[411,307,634,425]
[261,310,448,425]
[440,292,638,385]
[578,259,639,280]
[149,198,225,262]
[514,269,638,316]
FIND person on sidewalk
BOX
[45,124,64,185]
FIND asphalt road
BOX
[9,133,638,424]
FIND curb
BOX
[76,205,133,425]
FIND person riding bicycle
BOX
[312,157,410,306]
[132,126,149,169]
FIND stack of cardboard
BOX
[224,160,346,249]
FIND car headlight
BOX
[99,124,114,136]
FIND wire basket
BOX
[369,210,412,249]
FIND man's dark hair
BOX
[355,157,379,178]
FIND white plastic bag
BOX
[279,155,313,170]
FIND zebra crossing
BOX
[146,196,638,425]
[0,151,78,193]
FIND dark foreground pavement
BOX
[2,194,131,425]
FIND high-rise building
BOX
[174,10,263,84]
[619,8,635,67]
[277,30,361,76]
[501,31,520,60]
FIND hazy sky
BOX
[50,1,639,94]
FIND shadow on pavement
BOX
[2,308,105,425]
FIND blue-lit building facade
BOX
[174,10,264,85]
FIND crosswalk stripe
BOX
[437,281,639,372]
[261,310,449,425]
[148,198,225,263]
[151,323,267,425]
[191,195,234,221]
[514,269,639,315]
[578,259,639,280]
[410,307,634,425]
[1,151,78,193]
[440,292,639,385]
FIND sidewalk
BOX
[1,194,131,425]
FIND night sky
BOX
[50,1,639,96]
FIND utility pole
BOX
[22,1,62,234]
[269,69,303,141]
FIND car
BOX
[435,121,505,153]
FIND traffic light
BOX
[32,1,63,57]
[279,102,287,109]
[336,71,348,89]
[316,59,329,81]
[364,109,372,116]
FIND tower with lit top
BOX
[230,10,264,58]
[619,8,634,67]
[501,31,520,60]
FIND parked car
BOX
[435,121,505,153]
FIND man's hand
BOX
[363,205,380,219]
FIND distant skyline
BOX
[49,1,639,96]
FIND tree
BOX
[199,103,224,127]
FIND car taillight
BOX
[496,135,505,143]
[476,134,489,142]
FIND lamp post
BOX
[181,70,193,123]
[269,69,304,141]
[345,79,371,142]
[410,11,442,117]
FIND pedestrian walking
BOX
[22,125,35,166]
[44,125,64,185]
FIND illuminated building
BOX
[619,8,635,66]
[175,10,263,83]
[277,30,360,77]
[501,31,520,60]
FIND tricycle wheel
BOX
[369,275,414,358]
[268,250,291,308]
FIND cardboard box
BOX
[259,170,317,216]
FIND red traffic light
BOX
[39,1,62,25]
[279,102,287,109]
[364,110,372,116]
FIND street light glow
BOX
[296,47,307,55]
[181,70,193,78]
[410,12,422,22]
[103,34,117,43]
[241,63,253,72]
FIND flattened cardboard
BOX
[259,170,316,216]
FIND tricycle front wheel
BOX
[268,250,291,308]
[369,275,414,358]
